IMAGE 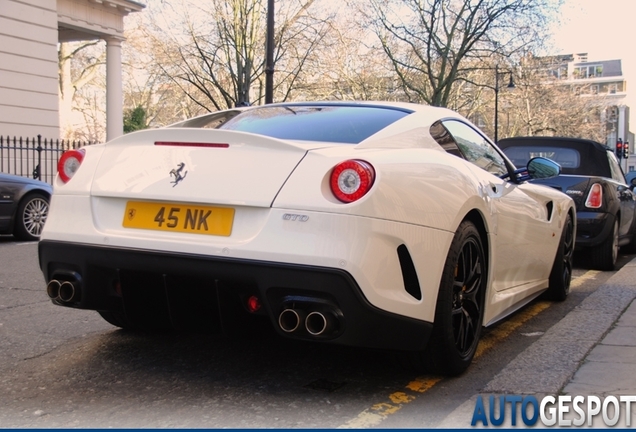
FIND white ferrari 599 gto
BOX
[39,102,575,375]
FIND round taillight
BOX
[330,160,375,203]
[57,149,85,183]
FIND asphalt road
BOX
[0,235,630,428]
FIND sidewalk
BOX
[437,257,636,428]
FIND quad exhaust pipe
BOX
[278,308,306,333]
[58,280,79,302]
[46,279,61,300]
[305,311,335,336]
[278,307,340,337]
[46,273,82,303]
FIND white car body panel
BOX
[90,129,311,207]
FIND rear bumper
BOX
[575,211,613,248]
[38,240,432,352]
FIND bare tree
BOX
[456,56,606,142]
[504,57,606,141]
[363,0,556,107]
[141,0,330,112]
[58,41,104,140]
[121,16,205,127]
[266,0,333,102]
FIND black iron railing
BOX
[0,135,95,184]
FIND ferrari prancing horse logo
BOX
[170,162,188,187]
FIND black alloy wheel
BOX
[450,228,484,358]
[423,220,486,376]
[546,213,574,301]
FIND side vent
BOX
[397,244,422,300]
[546,201,554,221]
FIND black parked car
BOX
[0,173,51,241]
[499,136,636,271]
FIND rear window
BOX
[175,105,411,144]
[503,146,581,169]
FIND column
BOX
[618,105,626,143]
[105,37,124,141]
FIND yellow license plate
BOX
[123,201,234,236]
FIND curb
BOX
[437,257,636,427]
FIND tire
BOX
[620,217,636,254]
[589,217,619,271]
[421,220,486,376]
[621,236,636,254]
[545,214,574,301]
[13,192,49,241]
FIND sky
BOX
[548,0,633,129]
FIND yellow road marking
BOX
[475,301,550,357]
[570,270,600,288]
[337,270,599,429]
[338,379,443,429]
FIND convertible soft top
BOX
[498,136,611,177]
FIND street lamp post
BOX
[493,65,515,143]
[265,0,275,104]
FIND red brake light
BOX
[330,160,375,203]
[57,149,85,183]
[155,142,229,148]
[246,295,262,313]
[585,183,603,208]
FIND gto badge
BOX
[283,213,309,222]
[169,162,188,187]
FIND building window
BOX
[590,85,599,94]
[548,65,568,80]
[574,65,603,79]
[609,84,617,94]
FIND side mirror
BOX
[527,157,561,180]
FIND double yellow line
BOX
[338,270,600,429]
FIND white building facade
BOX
[545,53,634,172]
[0,0,144,141]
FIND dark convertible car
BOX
[0,173,51,241]
[499,136,636,271]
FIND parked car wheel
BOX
[422,220,486,376]
[590,218,619,271]
[620,217,636,254]
[545,213,574,301]
[13,192,49,241]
